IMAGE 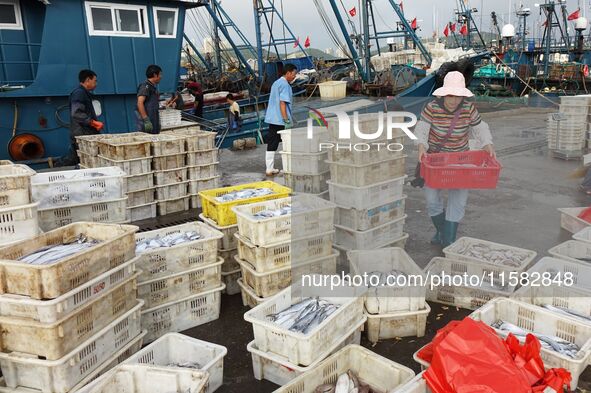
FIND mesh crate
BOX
[334,215,406,250]
[127,189,155,206]
[0,203,39,247]
[548,239,591,264]
[365,304,430,343]
[37,197,129,231]
[77,150,98,168]
[238,278,267,308]
[280,151,329,175]
[187,163,218,181]
[189,176,220,195]
[558,207,591,234]
[98,136,152,160]
[153,167,187,186]
[128,202,157,222]
[328,175,406,210]
[157,196,190,216]
[154,181,188,201]
[335,195,406,231]
[146,134,186,156]
[152,154,185,171]
[513,283,591,321]
[125,172,154,192]
[420,151,502,189]
[187,149,219,166]
[283,171,329,194]
[199,213,238,250]
[327,136,405,164]
[278,127,329,153]
[327,156,406,187]
[98,156,152,176]
[163,129,216,151]
[0,164,35,208]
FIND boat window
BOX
[154,6,178,38]
[0,0,23,30]
[85,2,149,37]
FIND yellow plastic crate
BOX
[198,181,291,226]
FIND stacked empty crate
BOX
[31,167,128,231]
[134,221,225,344]
[198,181,292,299]
[0,222,145,393]
[547,95,591,159]
[279,127,330,199]
[326,113,408,269]
[0,163,38,246]
[233,194,337,308]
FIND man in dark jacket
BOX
[67,69,103,165]
[136,64,162,134]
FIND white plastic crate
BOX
[243,282,366,366]
[157,196,190,216]
[124,333,227,393]
[189,176,220,195]
[152,153,185,171]
[98,156,152,176]
[278,127,329,153]
[235,231,334,273]
[335,215,406,250]
[127,202,157,222]
[135,221,223,282]
[222,269,241,295]
[232,195,336,247]
[328,175,407,209]
[327,136,405,164]
[220,248,239,272]
[163,129,216,152]
[237,251,338,298]
[0,301,143,393]
[238,278,267,308]
[558,207,591,234]
[0,271,138,360]
[0,164,35,208]
[279,151,329,175]
[248,318,365,386]
[146,134,186,156]
[318,80,347,99]
[154,181,188,200]
[335,195,406,231]
[125,172,154,192]
[37,197,129,231]
[513,283,591,320]
[76,364,208,393]
[548,240,591,264]
[424,257,514,310]
[573,225,591,243]
[525,256,591,290]
[74,149,97,167]
[140,285,224,344]
[137,258,223,309]
[0,160,13,165]
[187,163,218,181]
[153,167,187,186]
[396,372,429,393]
[199,213,238,250]
[548,139,585,151]
[470,298,591,388]
[283,171,329,194]
[348,248,425,314]
[98,137,152,160]
[0,257,137,323]
[327,156,406,187]
[127,189,155,206]
[187,149,219,166]
[0,222,137,299]
[274,345,415,393]
[558,104,589,115]
[365,303,430,343]
[443,237,537,272]
[0,203,39,247]
[31,167,126,209]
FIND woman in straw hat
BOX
[414,71,496,246]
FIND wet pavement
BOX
[172,107,591,392]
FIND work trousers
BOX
[424,186,469,223]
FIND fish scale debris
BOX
[18,235,100,265]
[135,231,201,253]
[215,188,275,202]
[268,298,339,334]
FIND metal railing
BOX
[0,41,41,86]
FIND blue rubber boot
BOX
[442,220,459,247]
[430,213,446,245]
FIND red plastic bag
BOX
[577,206,591,223]
[423,318,572,393]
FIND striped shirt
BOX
[415,99,491,152]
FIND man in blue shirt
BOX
[264,64,298,176]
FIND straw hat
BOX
[433,71,474,97]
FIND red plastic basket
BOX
[420,150,502,189]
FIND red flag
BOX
[399,1,404,12]
[450,23,457,32]
[411,18,417,29]
[443,24,450,37]
[293,37,299,48]
[349,7,356,17]
[568,9,580,21]
[304,36,311,48]
[460,23,468,36]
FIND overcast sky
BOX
[185,0,588,52]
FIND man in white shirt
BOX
[226,94,241,133]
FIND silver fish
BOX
[334,373,350,393]
[136,231,201,253]
[215,188,275,202]
[18,235,99,265]
[268,298,339,334]
[166,361,201,369]
[253,205,291,219]
[455,243,530,267]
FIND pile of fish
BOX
[268,298,339,334]
[253,205,291,219]
[543,304,591,323]
[18,235,100,265]
[136,231,201,253]
[215,188,275,202]
[492,320,580,358]
[166,361,201,369]
[454,242,531,267]
[314,370,375,393]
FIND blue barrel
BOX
[528,40,535,52]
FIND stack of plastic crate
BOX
[0,222,145,393]
[233,195,337,307]
[279,127,330,199]
[148,134,190,217]
[159,109,182,128]
[326,113,408,270]
[198,181,292,298]
[548,95,591,159]
[76,132,147,169]
[31,167,128,231]
[0,163,38,247]
[96,135,156,221]
[135,221,225,344]
[162,127,220,210]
